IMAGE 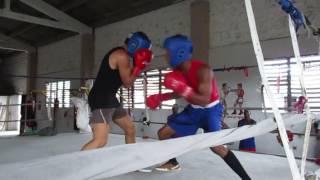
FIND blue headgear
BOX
[125,32,152,57]
[163,35,193,68]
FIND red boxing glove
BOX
[243,68,249,77]
[287,131,294,142]
[277,130,294,146]
[238,89,244,97]
[146,93,174,110]
[163,71,194,99]
[132,48,153,76]
[315,157,320,165]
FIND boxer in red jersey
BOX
[147,35,251,179]
[232,83,245,115]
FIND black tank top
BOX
[88,47,125,110]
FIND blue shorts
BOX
[239,137,256,149]
[167,103,224,137]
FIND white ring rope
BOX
[288,16,313,178]
[143,74,151,125]
[244,0,301,179]
[47,100,53,121]
[0,114,310,180]
[0,105,5,131]
[260,85,268,119]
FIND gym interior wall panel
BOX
[36,35,82,131]
[37,35,82,90]
[190,0,210,63]
[94,0,192,74]
[209,0,320,49]
[208,0,320,117]
[3,53,28,94]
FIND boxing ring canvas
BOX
[0,133,318,180]
[0,114,317,180]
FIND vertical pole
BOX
[190,0,210,63]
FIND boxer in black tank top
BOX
[82,32,152,151]
[88,47,124,110]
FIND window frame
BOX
[263,55,320,112]
[46,81,71,108]
[118,68,176,110]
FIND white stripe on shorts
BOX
[99,109,107,123]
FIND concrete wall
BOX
[3,52,28,94]
[94,0,319,114]
[209,0,320,159]
[36,35,82,132]
[205,0,320,158]
[210,0,320,111]
[94,1,191,73]
[37,35,81,89]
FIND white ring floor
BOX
[0,133,318,180]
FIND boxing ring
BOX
[0,113,317,180]
[0,0,319,180]
[0,133,318,180]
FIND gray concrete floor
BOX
[0,133,318,180]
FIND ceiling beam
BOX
[58,0,90,12]
[0,0,91,34]
[8,25,35,38]
[19,0,91,33]
[93,0,185,27]
[8,0,90,38]
[0,9,90,33]
[0,32,35,52]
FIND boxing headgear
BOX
[163,35,193,68]
[125,32,152,57]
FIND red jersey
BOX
[183,60,220,103]
[237,89,244,97]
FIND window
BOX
[291,55,320,112]
[118,69,176,109]
[264,58,289,111]
[118,88,134,110]
[263,55,320,112]
[46,81,71,108]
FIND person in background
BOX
[221,83,230,116]
[293,96,307,114]
[237,109,256,152]
[232,83,245,115]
